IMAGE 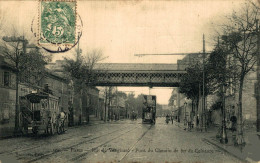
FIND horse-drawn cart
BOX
[20,91,65,135]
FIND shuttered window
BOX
[4,71,10,87]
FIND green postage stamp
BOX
[38,0,79,52]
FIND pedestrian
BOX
[57,108,66,133]
[166,114,169,124]
[230,115,237,132]
[171,115,173,124]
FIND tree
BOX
[20,48,52,85]
[168,90,176,107]
[103,86,115,121]
[179,62,212,108]
[207,39,240,143]
[0,35,51,133]
[63,48,105,124]
[115,91,127,99]
[216,1,259,145]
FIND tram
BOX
[142,95,156,124]
[20,90,65,135]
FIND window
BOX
[4,71,10,87]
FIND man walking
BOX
[171,115,174,124]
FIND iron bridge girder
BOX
[88,71,186,87]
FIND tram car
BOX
[142,95,156,124]
[20,90,65,135]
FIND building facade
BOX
[0,55,16,137]
[47,60,101,125]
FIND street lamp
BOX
[220,83,228,144]
[184,102,187,126]
[217,36,228,144]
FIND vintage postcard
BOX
[0,0,260,163]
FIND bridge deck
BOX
[92,63,186,87]
[48,62,186,87]
[94,63,179,71]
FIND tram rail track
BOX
[71,125,153,162]
[119,125,153,162]
[25,125,141,163]
[0,123,130,156]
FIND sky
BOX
[0,0,249,104]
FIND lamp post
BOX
[220,83,228,144]
[218,36,228,144]
[184,102,187,126]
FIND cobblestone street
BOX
[0,118,241,163]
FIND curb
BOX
[202,138,249,163]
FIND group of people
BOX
[165,114,174,124]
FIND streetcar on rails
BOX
[142,95,156,124]
[20,89,66,135]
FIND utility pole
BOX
[76,32,83,124]
[104,87,108,122]
[221,37,228,143]
[77,32,80,61]
[108,86,112,121]
[202,34,207,132]
[256,19,260,132]
[116,87,119,120]
[3,36,28,134]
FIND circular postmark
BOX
[31,0,83,53]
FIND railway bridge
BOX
[91,63,186,87]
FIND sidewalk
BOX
[175,121,260,163]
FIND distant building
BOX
[110,95,126,120]
[46,60,102,125]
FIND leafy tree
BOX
[178,62,212,108]
[206,40,239,100]
[214,1,259,145]
[114,91,127,99]
[63,48,105,123]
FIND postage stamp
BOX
[35,0,82,53]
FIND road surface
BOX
[0,118,241,163]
